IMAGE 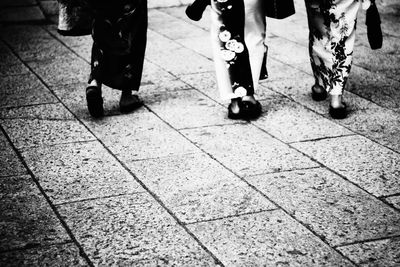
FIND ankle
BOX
[242,95,257,104]
[330,95,344,108]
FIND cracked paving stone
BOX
[58,193,219,266]
[188,210,354,266]
[246,168,400,246]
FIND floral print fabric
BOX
[305,0,363,95]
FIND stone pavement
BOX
[1,0,400,266]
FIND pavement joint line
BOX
[1,36,226,263]
[0,101,62,110]
[333,234,400,249]
[54,191,147,207]
[0,173,29,179]
[15,138,98,151]
[381,192,400,198]
[184,208,281,226]
[177,121,245,131]
[0,240,75,255]
[0,117,76,121]
[0,123,95,267]
[143,102,359,265]
[286,133,358,144]
[241,166,322,178]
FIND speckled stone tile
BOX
[0,73,56,108]
[0,175,70,251]
[0,103,74,120]
[22,141,144,204]
[337,106,400,153]
[254,97,353,143]
[338,237,400,267]
[126,153,275,223]
[0,131,26,177]
[58,194,219,266]
[188,210,353,266]
[84,110,199,161]
[1,118,95,149]
[149,9,205,40]
[292,135,400,197]
[27,55,90,86]
[268,36,310,65]
[386,196,400,210]
[181,124,318,177]
[145,89,233,129]
[1,25,53,52]
[177,35,213,60]
[0,50,30,76]
[160,5,211,32]
[0,243,88,266]
[246,168,400,246]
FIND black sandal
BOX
[311,85,327,101]
[241,100,262,119]
[329,103,347,119]
[86,85,104,118]
[120,94,143,114]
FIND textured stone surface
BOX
[1,118,95,149]
[292,135,400,197]
[0,103,75,120]
[0,243,88,266]
[246,168,400,246]
[386,196,400,210]
[0,175,70,251]
[0,6,45,22]
[22,141,144,204]
[0,131,26,177]
[255,97,353,143]
[126,153,275,223]
[338,237,400,267]
[188,210,353,266]
[58,194,218,266]
[145,89,232,129]
[182,124,319,177]
[0,73,56,108]
[84,110,198,161]
[337,105,400,153]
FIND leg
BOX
[305,0,360,118]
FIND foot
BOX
[120,91,143,113]
[86,85,104,118]
[241,95,262,119]
[329,95,347,119]
[228,98,242,119]
[311,84,327,101]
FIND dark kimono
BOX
[57,0,147,91]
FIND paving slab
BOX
[144,89,232,129]
[22,141,144,204]
[0,103,74,120]
[84,109,199,161]
[0,243,88,267]
[0,6,45,23]
[0,131,26,177]
[188,210,353,266]
[181,124,319,177]
[1,117,95,149]
[175,32,213,60]
[27,54,90,87]
[337,105,400,153]
[0,73,56,108]
[292,135,400,197]
[160,5,211,32]
[246,168,400,247]
[0,50,30,76]
[386,195,400,210]
[255,97,353,143]
[126,153,275,224]
[0,0,37,7]
[0,175,70,251]
[337,237,400,267]
[58,193,219,266]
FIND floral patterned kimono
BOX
[211,0,267,100]
[305,0,371,95]
[58,0,147,91]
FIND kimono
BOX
[305,0,371,95]
[57,0,147,91]
[210,0,267,100]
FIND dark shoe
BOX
[329,103,347,119]
[241,100,262,119]
[120,94,143,113]
[228,98,243,120]
[86,86,104,118]
[311,85,327,101]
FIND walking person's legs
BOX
[305,0,360,119]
